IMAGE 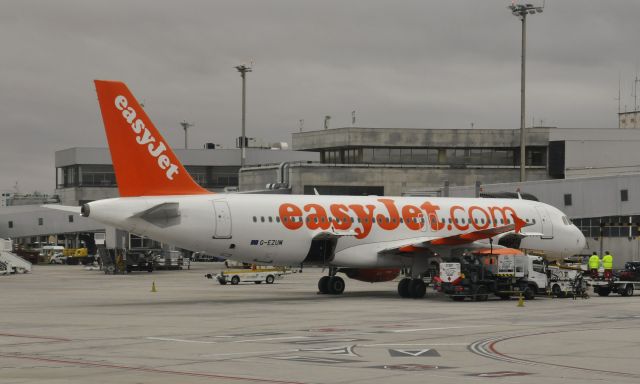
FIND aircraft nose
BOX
[576,226,586,250]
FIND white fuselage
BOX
[85,194,586,267]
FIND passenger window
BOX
[253,216,257,222]
[276,217,281,223]
[268,216,273,223]
[260,216,265,223]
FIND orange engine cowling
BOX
[342,268,401,283]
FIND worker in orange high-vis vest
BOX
[602,251,614,280]
[588,252,600,279]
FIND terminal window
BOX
[68,215,74,223]
[38,218,43,226]
[8,221,13,228]
[564,194,572,206]
[621,189,629,202]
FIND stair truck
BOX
[435,248,548,301]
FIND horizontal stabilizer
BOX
[132,202,180,228]
[42,204,81,214]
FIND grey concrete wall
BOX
[279,164,547,196]
[293,127,550,150]
[564,140,640,178]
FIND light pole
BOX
[180,121,193,149]
[235,64,252,168]
[508,2,543,182]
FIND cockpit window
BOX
[562,216,572,225]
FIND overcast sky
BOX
[1,0,639,193]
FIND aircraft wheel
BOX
[328,276,345,295]
[397,278,411,298]
[523,285,536,300]
[409,279,426,299]
[318,276,330,294]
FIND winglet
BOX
[94,80,210,197]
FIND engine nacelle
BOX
[342,268,401,283]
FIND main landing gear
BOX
[397,277,427,299]
[318,268,345,295]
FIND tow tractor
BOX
[435,248,548,301]
[591,261,640,297]
[206,265,285,285]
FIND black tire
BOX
[397,278,411,298]
[596,287,610,296]
[473,285,489,301]
[219,280,227,285]
[523,285,536,300]
[622,284,634,297]
[266,275,275,284]
[452,296,466,301]
[328,276,345,295]
[552,284,564,298]
[409,279,427,299]
[230,275,240,285]
[318,276,330,294]
[254,281,262,284]
[497,294,511,300]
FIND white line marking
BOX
[147,337,217,344]
[361,343,469,347]
[201,348,300,357]
[233,336,309,343]
[390,325,490,333]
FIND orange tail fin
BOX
[94,80,210,197]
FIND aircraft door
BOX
[213,200,232,239]
[535,206,554,239]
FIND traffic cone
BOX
[517,293,525,307]
[151,281,157,292]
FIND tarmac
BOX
[1,263,640,384]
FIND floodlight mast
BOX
[235,64,252,168]
[508,2,543,182]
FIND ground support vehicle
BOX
[153,250,184,270]
[63,248,89,265]
[206,267,285,285]
[125,251,155,273]
[0,239,32,274]
[436,248,548,301]
[548,265,587,298]
[591,262,640,297]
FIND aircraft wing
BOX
[378,215,531,255]
[313,229,359,239]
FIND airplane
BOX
[60,80,587,298]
